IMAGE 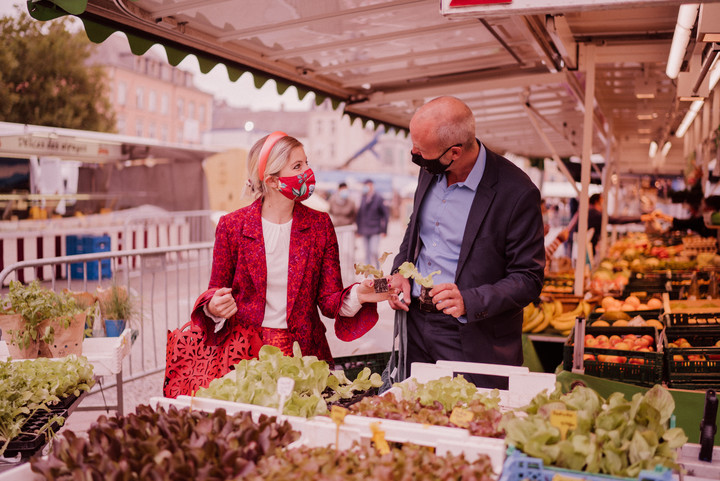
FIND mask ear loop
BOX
[257,131,288,181]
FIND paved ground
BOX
[61,217,409,433]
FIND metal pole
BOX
[574,43,595,297]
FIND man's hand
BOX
[207,287,237,319]
[430,283,466,318]
[388,273,410,311]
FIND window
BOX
[161,94,169,115]
[188,101,195,120]
[117,82,126,106]
[161,125,168,142]
[176,127,183,143]
[117,115,126,134]
[148,90,157,112]
[199,104,206,123]
[136,87,144,109]
[148,122,156,139]
[135,120,144,137]
[177,98,184,118]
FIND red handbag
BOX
[163,321,261,398]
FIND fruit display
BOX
[522,298,592,335]
[563,327,663,386]
[664,330,720,389]
[596,295,663,313]
[501,385,687,477]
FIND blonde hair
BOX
[245,134,303,199]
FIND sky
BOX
[2,2,314,112]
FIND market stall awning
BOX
[27,0,720,175]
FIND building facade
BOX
[87,35,213,145]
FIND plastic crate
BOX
[67,235,111,280]
[3,407,67,458]
[499,449,672,481]
[663,325,720,389]
[563,326,663,387]
[662,311,720,327]
[333,351,391,380]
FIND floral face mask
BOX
[277,169,316,202]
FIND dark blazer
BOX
[356,191,389,236]
[391,144,545,366]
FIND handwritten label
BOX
[370,422,390,455]
[550,409,577,440]
[449,407,474,428]
[331,406,348,449]
[276,377,295,416]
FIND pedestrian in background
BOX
[355,179,389,267]
[328,182,357,227]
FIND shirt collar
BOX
[436,139,486,191]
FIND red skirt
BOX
[261,327,294,356]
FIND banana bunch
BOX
[522,299,592,335]
[548,300,592,335]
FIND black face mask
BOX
[411,143,461,175]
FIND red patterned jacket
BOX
[191,199,378,364]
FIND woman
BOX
[191,132,393,368]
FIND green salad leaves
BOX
[501,384,687,477]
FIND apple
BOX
[633,338,651,349]
[598,355,626,363]
[583,354,596,361]
[609,335,623,346]
[614,342,631,351]
[668,342,679,348]
[596,335,609,344]
[585,337,599,347]
[715,340,720,347]
[641,335,654,345]
[628,358,645,365]
[623,334,638,341]
[673,355,684,361]
[688,355,706,361]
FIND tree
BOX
[0,6,116,132]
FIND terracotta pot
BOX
[0,313,39,359]
[38,312,86,358]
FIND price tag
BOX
[449,407,474,428]
[331,406,348,449]
[276,377,295,416]
[550,409,577,440]
[370,422,390,455]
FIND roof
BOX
[27,0,720,175]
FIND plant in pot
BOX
[354,251,394,293]
[0,281,86,359]
[97,284,137,337]
[397,261,441,312]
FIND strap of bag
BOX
[380,309,407,392]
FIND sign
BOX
[0,134,122,161]
[450,0,511,5]
[442,0,687,17]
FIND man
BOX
[388,96,545,388]
[355,179,389,267]
[586,193,650,253]
[328,182,357,227]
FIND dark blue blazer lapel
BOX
[456,147,498,280]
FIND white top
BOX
[205,216,363,332]
[262,217,292,328]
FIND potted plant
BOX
[0,281,86,359]
[397,261,441,312]
[354,251,394,292]
[97,284,137,337]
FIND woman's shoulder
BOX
[218,201,261,228]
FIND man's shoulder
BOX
[485,149,537,189]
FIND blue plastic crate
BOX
[67,235,111,280]
[499,449,672,481]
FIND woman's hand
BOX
[356,278,398,304]
[207,287,237,319]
